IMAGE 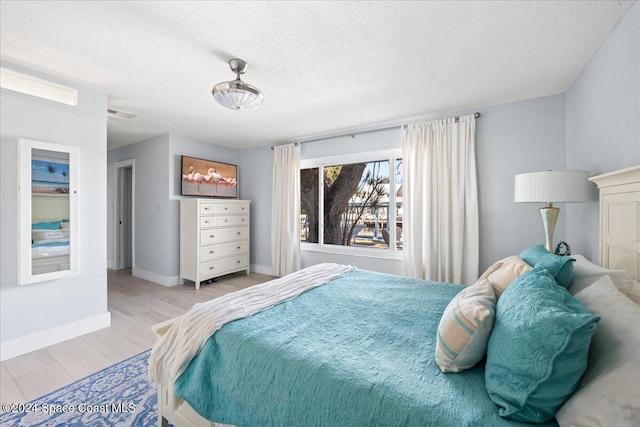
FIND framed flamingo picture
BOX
[180,155,237,198]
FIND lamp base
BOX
[540,203,559,252]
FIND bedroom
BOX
[0,1,639,426]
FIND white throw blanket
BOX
[148,263,353,403]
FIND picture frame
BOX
[32,158,70,196]
[180,155,237,198]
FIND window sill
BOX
[301,243,403,261]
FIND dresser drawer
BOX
[200,255,248,277]
[210,215,247,227]
[199,203,215,215]
[213,203,248,214]
[200,241,248,262]
[200,216,214,228]
[200,227,248,245]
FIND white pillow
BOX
[478,255,531,299]
[629,279,640,305]
[435,279,496,373]
[556,275,640,427]
[32,228,70,241]
[569,255,634,296]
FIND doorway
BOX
[115,159,135,270]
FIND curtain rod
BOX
[271,112,481,150]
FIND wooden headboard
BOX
[590,165,640,281]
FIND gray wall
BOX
[106,133,240,284]
[477,94,567,270]
[1,63,108,342]
[241,95,568,275]
[565,1,640,261]
[107,134,171,277]
[238,144,274,272]
[110,2,639,282]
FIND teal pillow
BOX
[520,244,575,288]
[485,266,599,423]
[31,220,61,230]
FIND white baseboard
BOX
[250,263,274,276]
[1,311,111,362]
[133,267,179,287]
[107,259,116,270]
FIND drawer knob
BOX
[209,251,214,254]
[242,218,245,222]
[209,266,214,270]
[236,260,241,264]
[210,235,215,238]
[237,246,241,249]
[225,219,228,222]
[204,207,209,211]
[236,232,241,235]
[224,207,228,210]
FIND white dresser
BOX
[180,199,250,289]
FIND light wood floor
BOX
[0,269,274,405]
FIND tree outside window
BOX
[301,157,402,250]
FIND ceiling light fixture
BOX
[212,58,263,111]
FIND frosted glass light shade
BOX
[212,80,263,111]
[514,171,590,203]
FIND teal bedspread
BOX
[175,269,558,427]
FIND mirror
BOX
[18,139,78,284]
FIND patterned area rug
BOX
[0,349,171,427]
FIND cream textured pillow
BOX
[556,275,640,427]
[569,254,634,296]
[478,255,531,299]
[435,279,496,373]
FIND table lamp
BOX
[514,170,590,252]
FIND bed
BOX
[151,165,640,427]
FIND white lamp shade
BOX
[514,170,590,203]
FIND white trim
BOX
[133,267,179,287]
[300,148,402,169]
[1,66,78,106]
[590,165,640,188]
[114,159,135,270]
[301,149,403,260]
[18,138,79,285]
[0,312,111,361]
[107,259,116,270]
[250,263,275,276]
[301,243,403,261]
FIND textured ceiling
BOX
[0,1,635,150]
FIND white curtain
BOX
[402,116,479,284]
[271,144,301,276]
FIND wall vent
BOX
[107,109,137,120]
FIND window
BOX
[1,67,78,106]
[300,150,403,257]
